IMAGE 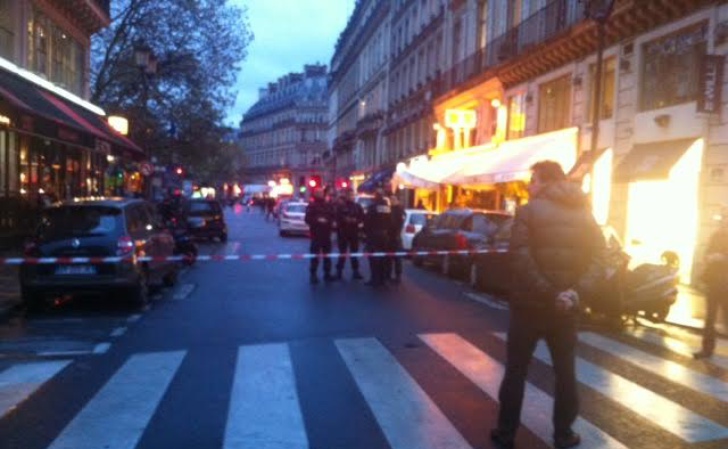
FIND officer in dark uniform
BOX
[305,188,335,284]
[335,188,365,280]
[363,186,392,287]
[386,193,406,284]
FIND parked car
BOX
[185,198,228,242]
[279,201,309,237]
[401,209,438,250]
[19,198,179,309]
[411,208,512,278]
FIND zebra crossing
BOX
[0,328,727,449]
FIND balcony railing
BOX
[435,0,586,96]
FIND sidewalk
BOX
[665,284,726,336]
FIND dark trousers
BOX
[701,285,728,354]
[310,237,332,276]
[367,233,388,285]
[384,235,403,279]
[497,310,578,438]
[336,231,360,273]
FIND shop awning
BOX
[444,127,578,185]
[0,65,145,159]
[357,166,395,193]
[613,139,696,182]
[392,167,440,189]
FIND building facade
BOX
[239,64,329,190]
[0,0,144,245]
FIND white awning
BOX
[444,127,578,185]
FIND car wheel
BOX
[21,287,43,312]
[412,251,424,267]
[220,233,228,243]
[441,254,451,277]
[279,230,287,237]
[163,267,178,288]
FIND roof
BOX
[243,75,328,122]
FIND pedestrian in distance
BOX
[416,199,427,210]
[385,193,406,284]
[305,188,335,285]
[694,206,728,359]
[334,188,365,281]
[363,186,392,287]
[491,160,606,449]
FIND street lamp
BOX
[133,41,158,149]
[586,0,615,156]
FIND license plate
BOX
[55,265,97,275]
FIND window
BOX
[640,22,707,111]
[537,75,571,133]
[477,0,488,50]
[588,57,616,121]
[506,92,526,140]
[0,0,13,60]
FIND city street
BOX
[0,206,727,449]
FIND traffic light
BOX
[308,175,322,189]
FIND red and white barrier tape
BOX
[0,249,508,265]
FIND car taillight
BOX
[117,235,135,256]
[282,212,290,219]
[405,224,416,234]
[455,233,469,249]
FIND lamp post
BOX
[587,0,615,156]
[133,41,157,197]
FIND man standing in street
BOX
[386,193,406,284]
[363,186,392,287]
[335,189,365,280]
[694,206,728,359]
[491,161,606,449]
[305,188,335,284]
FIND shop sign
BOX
[140,162,153,176]
[57,127,80,143]
[20,115,34,131]
[697,54,725,114]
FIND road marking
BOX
[421,333,626,449]
[463,292,508,310]
[47,351,185,449]
[224,343,308,449]
[110,327,127,338]
[227,241,241,255]
[580,332,728,402]
[173,283,196,301]
[336,337,471,449]
[627,328,728,370]
[494,333,728,443]
[0,360,71,418]
[92,342,111,354]
[127,314,142,323]
[36,350,92,357]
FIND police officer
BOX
[335,189,365,280]
[363,186,392,287]
[305,188,335,284]
[386,193,406,284]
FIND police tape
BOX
[0,248,509,265]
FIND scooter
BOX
[584,249,680,326]
[168,217,199,266]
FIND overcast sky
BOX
[226,0,356,127]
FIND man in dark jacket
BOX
[694,208,728,359]
[335,189,365,280]
[363,187,392,287]
[305,188,335,284]
[491,161,606,449]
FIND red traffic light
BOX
[175,167,184,176]
[308,179,317,188]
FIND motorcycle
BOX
[168,217,200,267]
[584,248,680,326]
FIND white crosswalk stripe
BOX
[337,337,472,449]
[494,333,728,443]
[626,327,728,370]
[47,351,185,449]
[0,331,727,449]
[0,360,70,418]
[224,343,308,449]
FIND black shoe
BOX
[352,272,364,280]
[309,275,319,285]
[323,274,335,283]
[693,350,713,360]
[554,431,581,449]
[490,429,514,449]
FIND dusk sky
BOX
[226,0,356,126]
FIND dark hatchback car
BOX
[411,208,512,279]
[186,198,228,242]
[20,198,179,309]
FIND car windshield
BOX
[38,206,121,239]
[286,204,307,213]
[188,201,222,215]
[409,213,436,226]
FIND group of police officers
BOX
[304,185,405,286]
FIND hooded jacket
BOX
[509,181,606,312]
